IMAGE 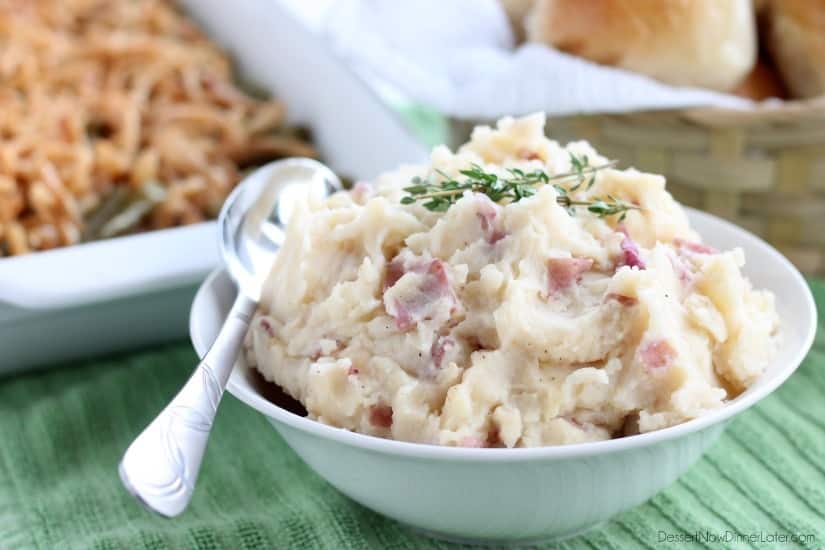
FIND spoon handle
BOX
[119,293,256,518]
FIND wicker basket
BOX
[450,102,825,276]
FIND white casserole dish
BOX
[0,0,428,373]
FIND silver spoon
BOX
[119,158,341,518]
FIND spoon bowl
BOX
[220,159,341,301]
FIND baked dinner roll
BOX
[760,0,825,99]
[732,59,787,100]
[525,0,757,92]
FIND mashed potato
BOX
[245,113,779,448]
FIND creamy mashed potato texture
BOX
[245,114,779,448]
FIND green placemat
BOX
[1,282,824,550]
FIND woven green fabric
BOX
[1,283,824,550]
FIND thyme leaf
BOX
[401,153,637,219]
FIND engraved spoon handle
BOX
[119,293,256,518]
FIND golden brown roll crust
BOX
[761,0,825,99]
[525,0,757,92]
[732,59,787,101]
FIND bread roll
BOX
[732,59,787,100]
[760,0,825,99]
[525,0,757,92]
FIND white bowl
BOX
[189,208,815,545]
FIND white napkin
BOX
[323,0,753,120]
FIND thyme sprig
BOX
[401,153,638,220]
